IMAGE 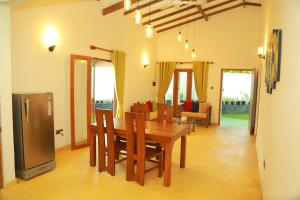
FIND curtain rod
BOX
[90,45,113,53]
[157,61,214,64]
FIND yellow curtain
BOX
[157,62,176,103]
[111,50,126,119]
[193,61,209,103]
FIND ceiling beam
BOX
[142,6,174,18]
[245,2,262,7]
[124,0,163,15]
[197,5,208,21]
[102,0,140,16]
[157,2,248,33]
[142,5,196,25]
[143,0,238,26]
[153,0,239,29]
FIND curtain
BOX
[193,61,209,103]
[157,62,176,103]
[111,50,126,119]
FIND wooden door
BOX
[0,128,3,188]
[172,69,193,116]
[249,69,259,135]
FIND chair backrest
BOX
[95,109,115,175]
[125,112,146,183]
[133,102,149,120]
[199,103,211,113]
[157,103,173,123]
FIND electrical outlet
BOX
[56,129,64,136]
[263,159,266,170]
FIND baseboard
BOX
[55,144,71,153]
[4,179,17,188]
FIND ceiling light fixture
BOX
[185,40,189,50]
[146,0,153,38]
[192,13,196,59]
[124,0,131,11]
[177,31,182,42]
[135,2,141,24]
[135,9,141,24]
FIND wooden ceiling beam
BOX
[142,5,197,25]
[124,0,163,15]
[245,2,262,7]
[142,6,174,18]
[102,0,140,16]
[197,5,208,21]
[157,3,245,33]
[153,0,239,29]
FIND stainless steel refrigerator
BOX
[12,93,56,180]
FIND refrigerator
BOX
[12,93,56,180]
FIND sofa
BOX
[181,102,212,130]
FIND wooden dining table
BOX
[89,119,189,187]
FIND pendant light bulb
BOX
[192,49,196,59]
[135,9,141,24]
[146,24,153,38]
[177,32,182,42]
[184,40,189,50]
[124,0,131,11]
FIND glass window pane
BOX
[192,74,198,101]
[95,66,114,110]
[165,76,174,105]
[178,72,187,104]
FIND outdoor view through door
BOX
[91,61,116,123]
[165,68,197,116]
[220,70,253,128]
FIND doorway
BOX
[218,69,258,134]
[165,68,198,116]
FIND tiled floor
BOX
[0,125,262,200]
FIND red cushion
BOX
[146,101,153,112]
[183,101,192,112]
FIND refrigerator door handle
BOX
[25,99,30,122]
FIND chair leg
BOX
[98,136,106,172]
[158,153,163,178]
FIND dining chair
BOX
[157,103,174,123]
[125,112,164,186]
[95,109,126,175]
[132,102,149,120]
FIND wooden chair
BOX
[132,102,149,120]
[95,109,126,175]
[125,112,164,186]
[157,103,174,123]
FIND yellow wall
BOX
[156,6,262,124]
[0,4,16,186]
[256,0,300,199]
[11,1,157,148]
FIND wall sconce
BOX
[258,46,265,59]
[143,53,149,68]
[43,26,59,52]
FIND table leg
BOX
[180,135,187,168]
[163,142,174,187]
[90,128,96,167]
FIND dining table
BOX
[89,119,189,187]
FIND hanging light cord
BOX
[186,17,189,41]
[148,0,151,25]
[193,15,196,49]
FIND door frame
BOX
[0,132,3,188]
[218,68,258,134]
[172,69,193,116]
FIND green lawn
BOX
[222,113,249,120]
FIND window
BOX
[191,74,198,101]
[91,61,116,122]
[165,76,174,105]
[165,69,197,115]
